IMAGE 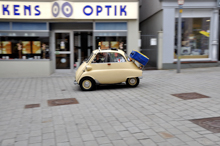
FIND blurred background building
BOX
[0,0,139,77]
[139,0,219,69]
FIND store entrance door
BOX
[54,32,73,71]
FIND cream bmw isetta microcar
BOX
[74,48,143,91]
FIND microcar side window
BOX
[92,53,110,63]
[109,53,126,63]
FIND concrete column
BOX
[127,19,139,54]
[157,31,163,69]
[211,9,219,61]
[162,8,175,63]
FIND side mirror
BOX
[86,65,92,71]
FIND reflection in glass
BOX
[0,36,49,59]
[95,36,127,53]
[56,54,70,69]
[55,33,70,51]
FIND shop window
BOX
[0,37,50,60]
[0,22,10,30]
[174,18,210,59]
[95,36,127,53]
[95,22,127,30]
[12,22,47,30]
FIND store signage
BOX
[0,1,138,19]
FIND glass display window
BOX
[0,36,49,60]
[174,18,210,59]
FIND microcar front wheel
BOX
[126,77,139,87]
[80,78,95,91]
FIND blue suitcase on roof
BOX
[130,50,149,66]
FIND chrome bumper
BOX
[74,80,78,85]
[139,76,143,79]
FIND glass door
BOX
[55,32,72,69]
[74,32,93,68]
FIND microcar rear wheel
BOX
[80,78,95,91]
[126,77,139,87]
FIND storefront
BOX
[0,0,139,77]
[139,0,219,69]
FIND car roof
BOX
[93,49,125,54]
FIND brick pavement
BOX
[0,67,220,146]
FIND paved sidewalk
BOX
[0,67,220,146]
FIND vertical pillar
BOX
[157,31,163,69]
[211,9,219,61]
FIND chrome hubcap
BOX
[130,78,136,84]
[84,81,90,88]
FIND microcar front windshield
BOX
[86,53,94,63]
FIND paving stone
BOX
[107,133,122,140]
[175,134,193,142]
[84,141,99,146]
[100,144,113,146]
[113,126,126,132]
[150,135,166,143]
[29,136,42,144]
[184,131,203,139]
[139,139,157,146]
[123,137,141,146]
[203,134,220,142]
[57,142,71,146]
[92,131,106,138]
[118,131,132,138]
[127,127,141,134]
[30,130,41,137]
[14,140,28,146]
[143,129,157,136]
[122,122,135,128]
[167,138,186,146]
[186,141,203,146]
[56,134,69,143]
[1,138,15,146]
[89,125,102,131]
[112,140,128,146]
[82,134,95,141]
[29,143,42,146]
[96,137,111,145]
[133,133,148,140]
[43,132,54,140]
[79,129,92,135]
[43,139,55,146]
[3,132,16,139]
[69,137,84,146]
[195,137,216,145]
[16,133,29,141]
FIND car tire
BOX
[80,77,95,91]
[126,77,139,87]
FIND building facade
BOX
[140,0,219,69]
[0,0,139,77]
